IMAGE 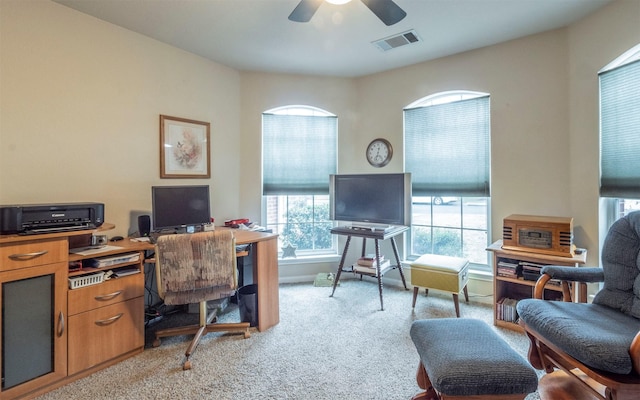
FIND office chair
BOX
[152,230,250,370]
[517,211,640,400]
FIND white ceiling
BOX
[53,0,613,78]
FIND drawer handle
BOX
[8,250,49,260]
[94,291,122,301]
[95,313,124,326]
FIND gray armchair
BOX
[517,211,640,400]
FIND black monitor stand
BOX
[329,226,409,310]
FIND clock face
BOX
[366,138,392,167]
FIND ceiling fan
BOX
[288,0,407,26]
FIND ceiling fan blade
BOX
[288,0,324,23]
[360,0,407,26]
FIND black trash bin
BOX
[238,284,258,327]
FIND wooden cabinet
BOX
[0,230,147,399]
[0,238,68,400]
[66,242,146,377]
[67,271,145,375]
[487,240,586,332]
[68,296,144,374]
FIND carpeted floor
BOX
[37,279,541,399]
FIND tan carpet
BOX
[37,279,541,399]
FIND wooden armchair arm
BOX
[533,273,552,299]
[533,273,573,300]
[631,330,640,374]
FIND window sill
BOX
[277,254,493,281]
[278,253,342,265]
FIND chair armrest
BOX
[533,267,604,301]
[631,330,640,374]
[540,266,604,282]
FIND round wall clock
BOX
[366,138,393,168]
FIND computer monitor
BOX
[151,185,211,232]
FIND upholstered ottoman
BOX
[410,319,538,400]
[411,254,469,317]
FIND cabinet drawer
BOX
[0,239,67,271]
[68,296,144,375]
[68,272,144,315]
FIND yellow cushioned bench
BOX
[410,254,469,317]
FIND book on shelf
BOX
[521,261,545,281]
[353,259,390,275]
[357,254,386,267]
[496,297,520,323]
[497,258,521,278]
[497,267,518,278]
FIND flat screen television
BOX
[151,185,211,231]
[330,173,411,227]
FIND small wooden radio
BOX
[502,214,574,257]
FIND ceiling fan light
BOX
[326,0,352,5]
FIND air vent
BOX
[372,29,420,52]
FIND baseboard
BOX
[278,273,493,305]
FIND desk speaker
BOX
[138,215,151,237]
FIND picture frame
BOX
[160,115,211,178]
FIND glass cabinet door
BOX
[1,262,67,397]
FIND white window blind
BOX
[262,113,337,195]
[600,59,640,198]
[404,96,490,197]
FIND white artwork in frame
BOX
[160,115,211,178]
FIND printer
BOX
[0,203,104,235]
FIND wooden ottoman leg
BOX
[463,285,469,302]
[413,286,419,308]
[413,362,440,400]
[452,293,460,317]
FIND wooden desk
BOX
[0,226,278,399]
[227,229,280,332]
[141,228,280,332]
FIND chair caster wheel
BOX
[152,338,161,347]
[183,360,192,370]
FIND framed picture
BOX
[160,115,211,178]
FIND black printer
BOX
[0,203,104,235]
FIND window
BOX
[404,91,490,267]
[262,106,337,256]
[600,44,640,225]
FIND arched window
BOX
[599,44,640,220]
[262,105,338,256]
[404,91,490,267]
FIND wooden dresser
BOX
[0,227,147,400]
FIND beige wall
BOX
[567,0,640,263]
[355,29,573,241]
[1,0,639,279]
[0,0,242,235]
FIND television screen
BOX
[330,173,411,227]
[151,185,211,231]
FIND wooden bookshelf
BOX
[487,240,587,332]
